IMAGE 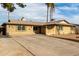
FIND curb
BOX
[50,36,79,42]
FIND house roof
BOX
[2,19,75,26]
[46,20,74,26]
[0,26,3,28]
[73,24,79,26]
[2,20,46,26]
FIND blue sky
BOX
[0,3,79,24]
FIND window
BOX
[33,27,38,30]
[18,25,21,30]
[17,25,25,31]
[57,25,63,30]
[47,25,54,29]
[71,27,74,30]
[22,26,25,30]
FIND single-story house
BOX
[1,19,76,37]
[0,26,4,35]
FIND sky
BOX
[0,3,79,24]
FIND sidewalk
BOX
[50,34,79,42]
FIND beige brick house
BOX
[1,19,76,37]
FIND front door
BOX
[33,26,45,34]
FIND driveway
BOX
[0,38,33,56]
[11,34,79,56]
[1,34,79,56]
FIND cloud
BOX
[53,10,70,21]
[10,3,79,24]
[70,15,79,24]
[0,3,79,24]
[57,6,78,11]
[53,7,79,24]
[53,6,79,24]
[10,3,47,22]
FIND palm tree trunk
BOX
[46,3,55,22]
[50,6,55,20]
[50,7,52,20]
[8,11,10,20]
[47,6,51,22]
[47,5,48,22]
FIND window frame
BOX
[33,26,38,30]
[22,25,25,30]
[56,25,63,30]
[17,25,25,31]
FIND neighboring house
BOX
[1,19,76,37]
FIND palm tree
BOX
[1,3,26,12]
[46,3,55,22]
[1,3,26,20]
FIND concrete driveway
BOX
[1,34,79,56]
[0,38,33,56]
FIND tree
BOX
[1,3,26,12]
[1,3,26,20]
[46,3,55,22]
